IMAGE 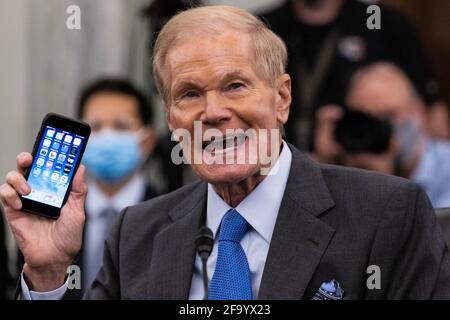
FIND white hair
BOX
[152,5,288,105]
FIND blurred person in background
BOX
[315,62,450,208]
[261,0,449,151]
[76,78,159,294]
[333,109,396,175]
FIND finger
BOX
[16,152,33,175]
[317,105,344,122]
[0,183,22,211]
[70,165,87,198]
[5,171,30,195]
[61,165,87,225]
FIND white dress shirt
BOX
[189,141,292,299]
[21,173,147,300]
[410,139,450,208]
[83,173,146,289]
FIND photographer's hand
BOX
[0,152,87,292]
[314,105,344,163]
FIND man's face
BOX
[82,92,155,159]
[346,71,427,169]
[163,30,291,185]
[346,74,426,127]
[82,93,143,132]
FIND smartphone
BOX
[21,113,91,219]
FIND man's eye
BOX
[90,123,101,132]
[182,90,200,99]
[226,82,244,91]
[114,122,133,131]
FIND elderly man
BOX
[1,6,450,300]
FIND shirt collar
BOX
[206,140,293,244]
[85,173,146,218]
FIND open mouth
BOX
[202,133,248,154]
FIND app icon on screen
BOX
[40,149,48,157]
[45,161,53,169]
[67,157,74,164]
[61,145,69,153]
[58,154,66,162]
[28,189,37,200]
[60,175,68,184]
[33,168,41,175]
[64,135,73,143]
[43,170,50,178]
[52,142,60,150]
[49,151,57,160]
[70,147,78,155]
[43,139,51,147]
[64,166,71,173]
[36,158,45,167]
[51,172,60,182]
[73,138,82,146]
[46,129,55,138]
[55,132,64,140]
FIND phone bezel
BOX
[21,113,91,219]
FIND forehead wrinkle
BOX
[168,32,253,63]
[173,69,255,99]
[167,35,254,73]
[170,53,252,73]
[171,63,254,94]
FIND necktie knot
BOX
[100,207,117,219]
[218,209,249,243]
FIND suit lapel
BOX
[147,182,207,299]
[258,145,335,299]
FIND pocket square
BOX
[312,280,345,300]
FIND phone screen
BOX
[23,125,86,208]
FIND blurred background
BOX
[1,0,449,299]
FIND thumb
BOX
[317,105,344,122]
[70,164,87,201]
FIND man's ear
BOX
[388,135,397,156]
[166,107,174,132]
[139,127,158,159]
[275,74,291,125]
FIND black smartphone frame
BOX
[21,113,91,219]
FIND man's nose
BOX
[200,91,231,125]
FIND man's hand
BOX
[0,152,87,292]
[313,105,344,163]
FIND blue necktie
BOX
[208,209,253,300]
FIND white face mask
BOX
[393,119,425,166]
[82,129,145,182]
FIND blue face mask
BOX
[83,130,142,182]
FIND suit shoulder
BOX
[317,164,430,232]
[121,180,204,225]
[319,164,421,199]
